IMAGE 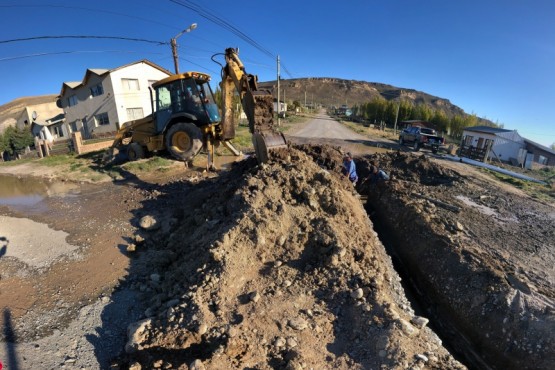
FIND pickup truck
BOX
[399,126,445,153]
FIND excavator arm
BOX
[219,48,287,163]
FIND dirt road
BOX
[287,112,396,157]
[288,113,367,140]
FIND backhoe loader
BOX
[104,48,287,166]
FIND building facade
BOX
[461,126,554,167]
[58,60,171,139]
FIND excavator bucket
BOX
[249,93,288,163]
[220,47,288,163]
[252,130,288,163]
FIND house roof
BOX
[463,125,513,134]
[523,138,555,155]
[60,60,172,96]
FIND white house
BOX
[273,100,287,116]
[460,125,555,168]
[58,60,171,139]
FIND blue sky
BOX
[1,0,554,147]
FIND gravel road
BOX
[288,112,367,140]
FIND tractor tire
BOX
[413,141,420,151]
[127,143,145,161]
[165,122,203,162]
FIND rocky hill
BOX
[260,77,469,118]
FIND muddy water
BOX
[0,174,79,212]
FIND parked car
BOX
[399,126,445,153]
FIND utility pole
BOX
[393,90,402,135]
[394,102,400,135]
[283,88,286,115]
[170,23,197,74]
[277,55,281,126]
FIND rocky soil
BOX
[0,143,553,370]
[112,148,464,369]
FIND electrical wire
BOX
[0,36,166,45]
[0,50,164,62]
[169,0,294,78]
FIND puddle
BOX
[455,195,517,223]
[0,215,80,269]
[0,174,79,211]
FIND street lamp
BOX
[171,23,197,74]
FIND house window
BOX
[464,135,473,146]
[90,83,104,97]
[538,155,548,165]
[94,112,110,126]
[126,107,144,120]
[122,78,140,91]
[70,121,78,132]
[68,95,78,107]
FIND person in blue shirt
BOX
[368,164,390,185]
[342,152,358,185]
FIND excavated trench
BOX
[364,201,484,370]
[353,150,554,370]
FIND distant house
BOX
[273,100,287,115]
[58,60,172,139]
[0,95,64,143]
[460,125,555,167]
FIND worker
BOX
[367,163,390,186]
[342,152,358,186]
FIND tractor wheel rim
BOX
[172,132,191,153]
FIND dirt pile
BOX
[355,152,555,370]
[114,147,464,369]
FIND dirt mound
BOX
[356,152,555,370]
[113,147,464,369]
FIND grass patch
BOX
[39,154,77,166]
[69,162,85,171]
[229,124,254,152]
[482,168,555,203]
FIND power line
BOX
[169,0,274,58]
[0,35,166,45]
[168,0,294,78]
[0,50,164,62]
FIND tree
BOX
[449,115,466,139]
[0,131,8,153]
[551,142,555,151]
[2,126,34,156]
[430,110,450,134]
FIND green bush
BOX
[0,126,34,156]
